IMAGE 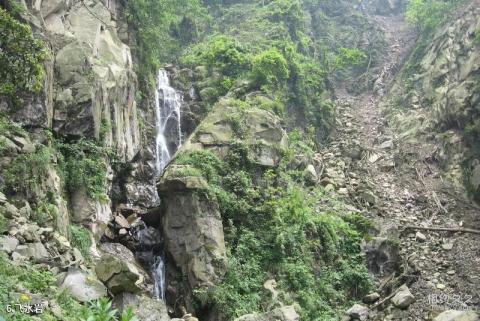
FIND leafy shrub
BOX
[3,146,54,198]
[69,225,92,261]
[181,35,250,77]
[57,139,108,201]
[406,0,464,31]
[80,298,138,321]
[0,8,46,101]
[252,48,289,87]
[32,201,58,227]
[326,47,367,73]
[125,0,208,78]
[175,145,372,320]
[0,214,6,234]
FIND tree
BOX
[252,48,289,87]
[0,8,46,101]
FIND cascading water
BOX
[150,69,183,301]
[154,69,182,174]
[152,256,166,301]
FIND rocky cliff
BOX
[384,0,480,205]
[0,0,164,319]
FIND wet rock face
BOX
[363,236,401,276]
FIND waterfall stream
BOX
[154,69,182,174]
[151,69,183,301]
[152,256,166,301]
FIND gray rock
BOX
[10,136,35,153]
[346,304,369,321]
[13,242,49,262]
[0,236,19,253]
[415,231,427,242]
[391,284,415,309]
[115,215,130,229]
[433,310,479,321]
[234,306,299,321]
[362,237,401,275]
[363,292,380,304]
[304,164,318,185]
[135,296,171,321]
[159,189,227,289]
[379,140,393,149]
[2,202,19,218]
[60,268,107,302]
[95,243,146,294]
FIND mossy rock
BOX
[181,99,288,168]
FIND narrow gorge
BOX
[0,0,479,321]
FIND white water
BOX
[152,256,166,301]
[154,69,182,174]
[151,69,183,301]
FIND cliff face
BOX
[385,0,480,202]
[4,0,160,205]
[0,0,163,318]
[4,0,141,159]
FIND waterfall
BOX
[150,69,183,301]
[154,69,182,175]
[152,256,166,301]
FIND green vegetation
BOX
[125,0,208,80]
[69,225,92,261]
[3,145,52,197]
[402,0,466,83]
[252,48,289,88]
[406,0,464,31]
[175,145,372,320]
[80,298,138,321]
[0,253,139,321]
[0,253,78,321]
[0,214,6,234]
[0,8,46,102]
[475,28,480,43]
[57,139,109,201]
[32,201,59,227]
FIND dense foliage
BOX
[175,140,372,320]
[0,8,46,102]
[125,0,208,80]
[406,0,465,31]
[57,139,109,201]
[0,254,137,321]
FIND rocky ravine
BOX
[325,3,480,321]
[1,0,479,320]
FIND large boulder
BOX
[95,243,147,294]
[114,293,170,321]
[391,284,415,309]
[60,268,107,302]
[158,166,227,289]
[234,306,300,321]
[71,187,112,241]
[13,242,50,262]
[0,236,19,254]
[182,99,288,167]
